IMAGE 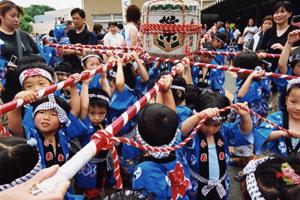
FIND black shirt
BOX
[64,25,98,73]
[0,30,39,61]
[260,25,300,54]
[259,25,300,72]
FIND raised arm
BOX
[132,51,149,83]
[99,65,111,97]
[278,30,300,74]
[237,70,265,99]
[80,77,91,121]
[115,56,125,92]
[68,74,81,117]
[8,91,37,137]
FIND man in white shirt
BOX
[103,22,125,47]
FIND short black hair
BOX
[0,137,39,185]
[108,21,118,27]
[195,92,230,117]
[185,84,199,109]
[16,55,46,66]
[54,61,73,74]
[89,88,110,109]
[171,76,187,105]
[273,1,293,14]
[71,8,85,19]
[233,52,259,70]
[126,5,141,24]
[138,104,178,146]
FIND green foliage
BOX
[19,4,55,33]
[24,5,55,20]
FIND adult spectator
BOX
[242,18,258,48]
[248,15,274,52]
[92,23,105,43]
[233,24,241,40]
[259,1,300,56]
[103,21,125,47]
[63,8,98,73]
[0,0,38,62]
[123,5,141,47]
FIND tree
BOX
[19,5,55,33]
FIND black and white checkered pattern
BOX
[89,94,110,104]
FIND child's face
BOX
[23,75,52,91]
[88,105,107,126]
[84,57,101,70]
[200,54,213,64]
[34,109,60,135]
[293,61,300,76]
[200,121,222,136]
[286,88,300,120]
[55,72,70,82]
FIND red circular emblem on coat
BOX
[46,152,53,161]
[58,154,65,162]
[200,153,207,162]
[219,152,225,160]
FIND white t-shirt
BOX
[243,26,258,45]
[124,23,139,47]
[103,32,125,47]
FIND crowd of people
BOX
[0,0,300,199]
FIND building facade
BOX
[82,0,216,29]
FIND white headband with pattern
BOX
[89,94,110,104]
[34,94,69,125]
[243,157,271,200]
[81,54,102,66]
[171,85,186,91]
[136,127,179,159]
[19,68,53,86]
[287,78,300,91]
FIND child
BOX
[211,31,226,66]
[255,78,300,156]
[81,54,107,90]
[226,38,239,66]
[181,92,252,200]
[132,104,191,200]
[191,42,225,95]
[132,74,191,199]
[7,62,80,136]
[241,155,300,200]
[8,94,87,168]
[0,137,40,190]
[171,76,192,124]
[233,52,271,125]
[54,61,82,102]
[74,74,112,199]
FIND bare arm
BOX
[8,91,37,137]
[80,78,90,121]
[99,67,111,97]
[115,56,125,92]
[133,52,149,83]
[234,102,253,134]
[237,70,265,99]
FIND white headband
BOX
[136,127,179,159]
[81,54,102,67]
[171,85,186,91]
[287,78,300,91]
[19,68,53,86]
[89,94,110,104]
[33,94,69,125]
[243,157,271,200]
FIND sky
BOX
[12,0,82,10]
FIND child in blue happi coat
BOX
[81,54,107,90]
[233,52,271,126]
[254,78,300,156]
[211,32,226,66]
[171,75,192,124]
[181,92,253,200]
[191,42,225,95]
[8,94,86,168]
[132,74,191,200]
[7,61,81,135]
[274,30,300,110]
[38,34,59,67]
[74,65,113,199]
[54,61,82,102]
